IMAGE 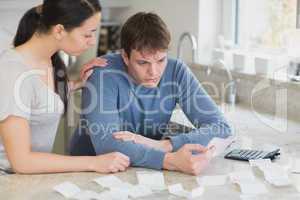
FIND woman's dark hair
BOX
[13,0,101,110]
[121,12,171,57]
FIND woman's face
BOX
[59,12,101,56]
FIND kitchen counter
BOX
[1,104,300,200]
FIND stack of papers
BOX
[136,171,166,191]
[249,159,291,186]
[54,174,160,199]
[168,183,204,199]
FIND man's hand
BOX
[163,144,215,175]
[113,131,172,152]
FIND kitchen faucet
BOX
[207,59,238,105]
[177,32,198,63]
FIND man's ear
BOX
[121,50,130,66]
[52,24,67,41]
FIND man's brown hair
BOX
[121,12,171,57]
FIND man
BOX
[70,12,232,175]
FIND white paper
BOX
[261,143,280,152]
[94,175,125,188]
[233,163,252,171]
[127,185,153,198]
[136,171,166,190]
[229,170,255,183]
[107,183,152,199]
[168,184,190,198]
[279,155,294,171]
[207,136,235,157]
[240,136,253,149]
[98,190,129,200]
[238,180,268,195]
[249,160,291,187]
[296,184,300,193]
[53,182,81,198]
[168,184,188,197]
[291,158,300,173]
[197,175,228,186]
[94,175,153,199]
[249,159,272,170]
[168,183,204,199]
[72,190,102,200]
[240,194,258,200]
[189,187,205,199]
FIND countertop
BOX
[1,103,300,200]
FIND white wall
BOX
[111,0,200,63]
[221,0,236,42]
[198,0,222,64]
[0,0,224,65]
[110,0,222,65]
[0,0,42,34]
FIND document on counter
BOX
[229,170,256,183]
[197,175,228,186]
[240,136,253,149]
[107,183,153,199]
[228,167,268,196]
[249,158,272,170]
[102,188,131,200]
[249,159,291,186]
[168,183,204,199]
[93,175,128,189]
[238,180,268,195]
[136,171,166,191]
[94,175,154,199]
[207,136,236,157]
[72,190,103,200]
[126,185,153,198]
[291,158,300,174]
[53,181,82,198]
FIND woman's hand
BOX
[113,131,173,152]
[69,57,108,91]
[79,57,108,83]
[90,152,130,173]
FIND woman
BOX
[0,0,129,174]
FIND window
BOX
[218,0,300,79]
[236,0,299,53]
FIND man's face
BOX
[122,49,168,88]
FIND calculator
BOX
[224,148,280,161]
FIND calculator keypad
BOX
[225,149,279,161]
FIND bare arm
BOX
[0,116,129,174]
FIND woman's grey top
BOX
[0,49,64,172]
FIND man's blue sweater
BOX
[70,53,231,170]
